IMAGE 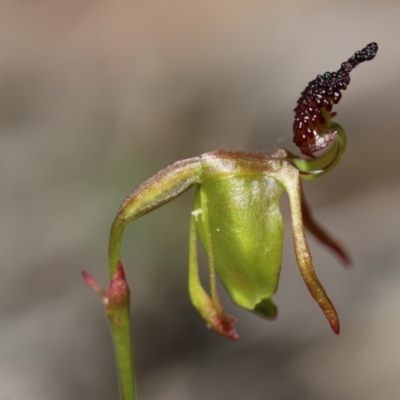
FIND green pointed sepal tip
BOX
[252,298,278,321]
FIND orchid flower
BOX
[83,42,378,400]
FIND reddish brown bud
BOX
[107,261,130,307]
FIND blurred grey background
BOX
[1,1,400,399]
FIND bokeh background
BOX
[1,1,400,399]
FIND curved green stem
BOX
[82,258,136,400]
[290,122,347,180]
[106,262,136,400]
[107,219,137,400]
[109,218,127,279]
[106,157,201,400]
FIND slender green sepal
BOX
[108,157,201,278]
[189,201,238,339]
[271,162,340,334]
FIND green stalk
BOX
[106,261,136,400]
[107,219,136,400]
[82,215,136,400]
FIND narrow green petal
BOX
[188,201,238,340]
[273,162,340,334]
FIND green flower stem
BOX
[106,262,136,400]
[109,319,135,400]
[105,222,136,400]
[108,157,201,279]
[82,263,136,400]
[106,157,201,399]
